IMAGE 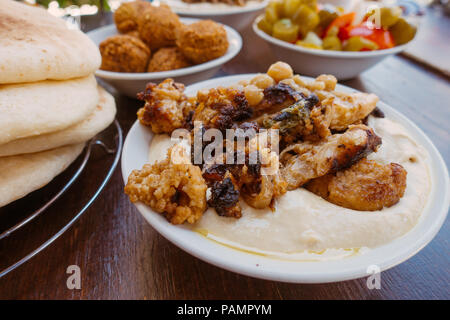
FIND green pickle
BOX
[265,0,284,23]
[265,6,280,24]
[318,9,338,29]
[267,0,284,19]
[380,6,402,27]
[389,18,416,45]
[292,4,320,36]
[283,0,302,18]
[273,18,299,42]
[367,6,402,28]
[344,36,379,51]
[323,35,342,50]
[258,17,274,35]
[302,0,317,10]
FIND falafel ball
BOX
[147,47,191,72]
[176,20,229,64]
[138,4,182,50]
[114,0,152,34]
[100,35,151,73]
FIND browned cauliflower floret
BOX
[125,145,207,224]
[201,131,287,214]
[137,79,194,134]
[193,86,253,131]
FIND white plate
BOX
[121,74,449,283]
[87,18,242,98]
[253,15,414,80]
[159,0,268,31]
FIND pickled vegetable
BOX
[344,36,379,51]
[283,0,302,18]
[303,31,322,46]
[325,25,339,37]
[265,6,280,24]
[324,12,354,39]
[296,31,322,49]
[270,0,285,16]
[389,18,416,45]
[292,4,320,36]
[273,19,299,42]
[340,23,395,49]
[258,17,274,35]
[318,9,338,29]
[296,41,321,49]
[302,0,317,11]
[367,6,402,28]
[259,0,411,52]
[323,35,342,50]
[265,0,285,23]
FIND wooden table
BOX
[0,8,449,300]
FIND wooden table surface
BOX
[0,8,449,300]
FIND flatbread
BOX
[0,74,98,145]
[0,86,116,157]
[0,0,101,84]
[0,143,85,208]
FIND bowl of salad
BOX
[253,0,418,79]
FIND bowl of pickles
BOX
[253,0,417,79]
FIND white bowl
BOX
[87,18,242,98]
[253,15,412,80]
[160,0,268,31]
[121,74,449,283]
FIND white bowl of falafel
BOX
[87,2,242,98]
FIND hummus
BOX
[148,116,431,260]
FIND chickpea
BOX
[307,80,325,91]
[244,85,264,106]
[267,62,293,82]
[315,74,337,91]
[250,74,275,89]
[293,75,307,87]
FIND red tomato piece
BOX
[324,12,355,37]
[342,23,395,49]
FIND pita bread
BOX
[0,0,101,84]
[0,143,85,208]
[0,86,116,157]
[0,74,98,145]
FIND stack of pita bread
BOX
[0,0,117,207]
